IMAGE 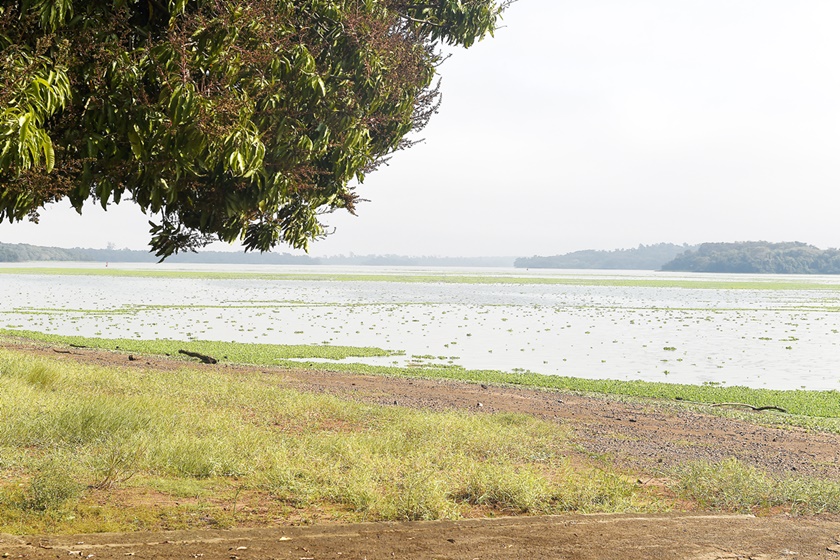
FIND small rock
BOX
[128,355,136,361]
[827,544,840,554]
[477,402,483,408]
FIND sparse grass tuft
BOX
[455,462,553,512]
[25,457,85,512]
[671,457,840,514]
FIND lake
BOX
[1,263,839,390]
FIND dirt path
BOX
[4,513,840,559]
[5,341,840,559]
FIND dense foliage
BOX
[0,0,508,258]
[515,243,694,270]
[662,242,840,274]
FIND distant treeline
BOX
[514,243,693,270]
[8,240,839,273]
[661,242,840,274]
[0,243,315,264]
[0,242,515,267]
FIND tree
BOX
[0,0,509,259]
[660,241,840,274]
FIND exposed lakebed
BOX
[1,264,839,390]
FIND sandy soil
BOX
[4,340,840,559]
[3,513,840,559]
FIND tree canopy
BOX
[661,242,840,274]
[0,0,508,258]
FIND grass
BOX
[1,342,838,534]
[3,329,839,423]
[671,457,840,514]
[0,348,657,534]
[0,329,398,361]
[1,266,839,290]
[299,362,840,431]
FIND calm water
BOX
[2,263,839,390]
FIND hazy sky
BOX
[2,0,840,256]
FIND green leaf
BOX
[43,139,54,171]
[127,127,144,160]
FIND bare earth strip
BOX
[3,514,840,559]
[4,341,840,558]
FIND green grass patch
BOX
[1,266,838,290]
[671,457,840,514]
[0,329,398,361]
[0,348,660,534]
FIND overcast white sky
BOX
[2,0,840,257]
